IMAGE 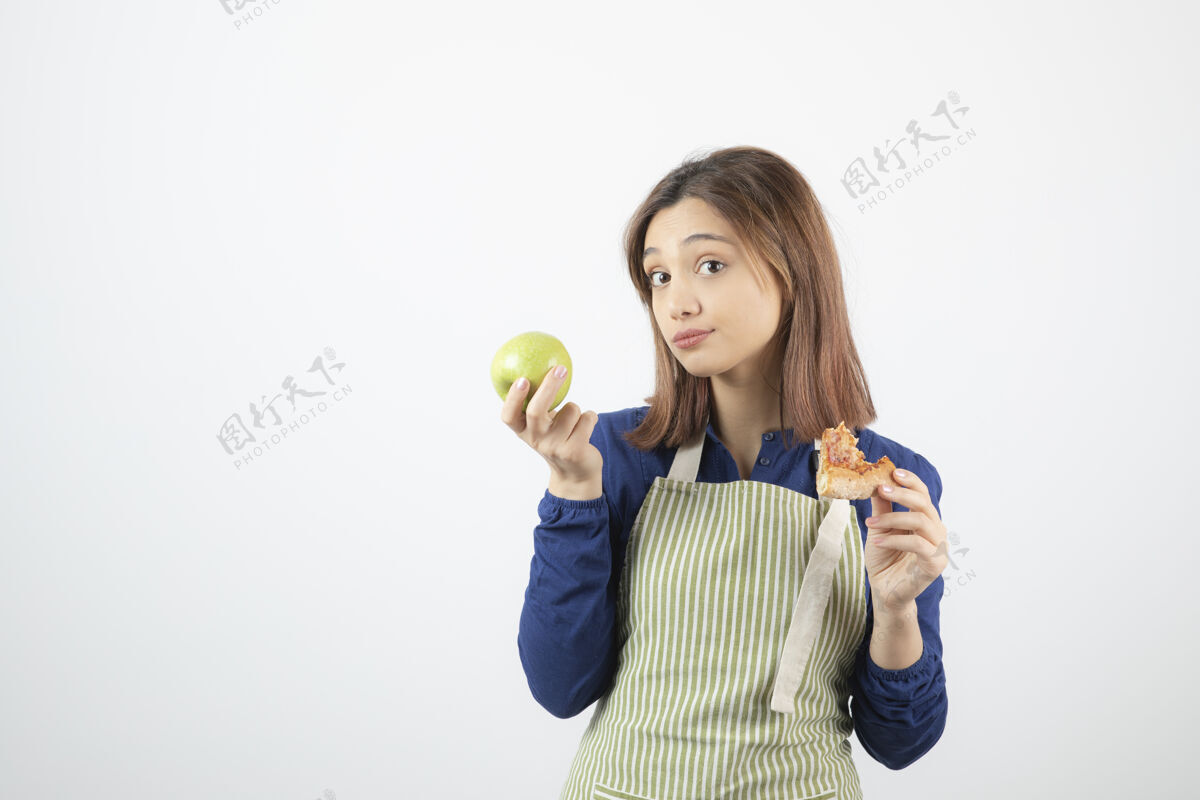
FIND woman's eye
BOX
[647,260,725,287]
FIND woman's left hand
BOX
[863,468,949,610]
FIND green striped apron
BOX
[558,416,867,800]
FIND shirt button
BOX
[758,457,770,466]
[764,432,775,441]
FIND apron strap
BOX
[771,432,852,714]
[770,494,852,713]
[666,413,708,482]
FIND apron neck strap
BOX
[666,412,708,482]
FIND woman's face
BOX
[642,197,785,381]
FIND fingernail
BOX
[554,365,567,378]
[894,470,906,478]
[515,377,527,390]
[881,486,893,494]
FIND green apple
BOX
[490,331,572,413]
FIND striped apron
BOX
[558,416,867,800]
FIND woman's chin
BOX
[677,362,721,379]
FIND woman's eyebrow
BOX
[643,233,735,261]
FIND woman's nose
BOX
[665,285,699,318]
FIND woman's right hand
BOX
[500,365,603,496]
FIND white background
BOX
[2,1,1197,797]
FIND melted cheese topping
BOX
[822,421,864,468]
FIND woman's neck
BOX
[709,379,783,454]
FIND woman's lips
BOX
[675,330,712,349]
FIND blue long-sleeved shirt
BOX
[518,405,947,770]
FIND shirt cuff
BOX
[863,642,935,688]
[539,488,606,513]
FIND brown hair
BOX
[619,145,877,453]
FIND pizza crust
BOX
[816,422,899,500]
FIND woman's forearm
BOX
[869,599,924,670]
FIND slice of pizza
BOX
[815,421,898,500]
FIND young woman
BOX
[501,146,950,800]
